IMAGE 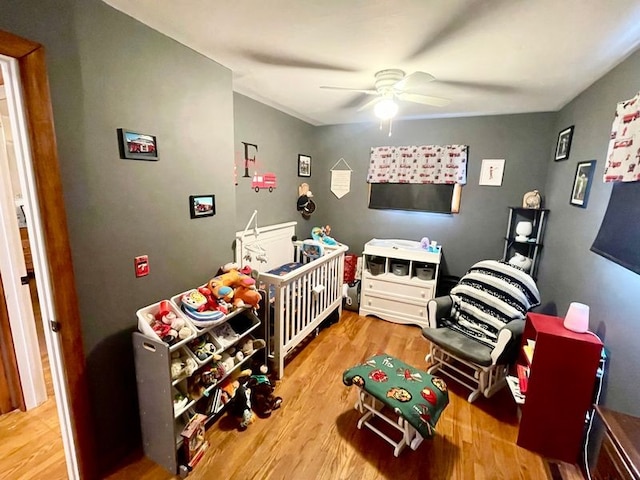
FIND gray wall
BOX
[233,93,316,235]
[313,114,554,275]
[538,47,640,417]
[2,0,236,471]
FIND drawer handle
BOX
[368,283,373,288]
[420,291,425,297]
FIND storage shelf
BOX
[360,238,441,328]
[134,297,265,475]
[502,207,549,280]
[516,312,603,463]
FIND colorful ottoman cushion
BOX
[343,353,449,438]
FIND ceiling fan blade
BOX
[357,96,382,112]
[239,49,357,72]
[397,92,451,107]
[320,86,378,95]
[394,71,435,90]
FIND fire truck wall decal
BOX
[117,128,158,161]
[251,172,277,192]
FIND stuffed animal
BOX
[208,265,261,309]
[248,365,282,418]
[311,225,338,246]
[220,368,255,430]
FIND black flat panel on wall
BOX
[591,181,640,275]
[369,183,454,213]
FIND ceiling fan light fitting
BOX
[374,98,398,120]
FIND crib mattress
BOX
[343,353,449,438]
[266,262,304,276]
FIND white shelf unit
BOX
[133,306,265,476]
[359,239,441,328]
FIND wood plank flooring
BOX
[105,311,586,480]
[0,279,67,480]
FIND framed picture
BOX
[117,128,158,161]
[555,126,574,161]
[189,194,216,219]
[298,154,311,177]
[570,160,596,208]
[479,159,505,186]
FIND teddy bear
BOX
[247,364,282,418]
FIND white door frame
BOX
[0,54,80,480]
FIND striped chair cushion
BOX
[448,260,540,348]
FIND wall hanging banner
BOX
[603,90,640,183]
[367,145,468,184]
[330,158,352,198]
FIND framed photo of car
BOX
[189,194,216,219]
[117,128,158,161]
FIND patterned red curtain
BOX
[367,145,468,184]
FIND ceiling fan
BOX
[320,69,451,120]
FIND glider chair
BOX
[421,260,540,403]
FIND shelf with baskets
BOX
[133,294,266,476]
[359,238,441,328]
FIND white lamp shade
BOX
[374,98,399,120]
[563,302,590,333]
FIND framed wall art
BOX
[479,159,505,186]
[570,160,596,208]
[189,194,216,219]
[555,126,574,161]
[298,154,311,177]
[117,128,158,161]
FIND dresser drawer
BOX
[364,276,434,301]
[361,294,427,319]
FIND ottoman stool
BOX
[343,353,449,457]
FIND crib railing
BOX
[258,242,347,378]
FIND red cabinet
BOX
[516,312,603,463]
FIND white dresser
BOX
[359,239,441,327]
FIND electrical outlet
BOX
[135,255,149,277]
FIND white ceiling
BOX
[103,0,640,126]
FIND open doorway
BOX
[0,30,97,479]
[0,66,68,477]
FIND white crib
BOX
[235,221,347,378]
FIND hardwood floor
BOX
[106,311,586,480]
[0,279,67,480]
[0,307,585,479]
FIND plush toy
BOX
[248,365,283,418]
[208,265,261,309]
[220,368,255,430]
[180,289,226,324]
[145,310,193,345]
[311,225,338,246]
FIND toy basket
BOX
[136,299,196,350]
[186,332,223,366]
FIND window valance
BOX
[367,145,468,185]
[603,91,640,183]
